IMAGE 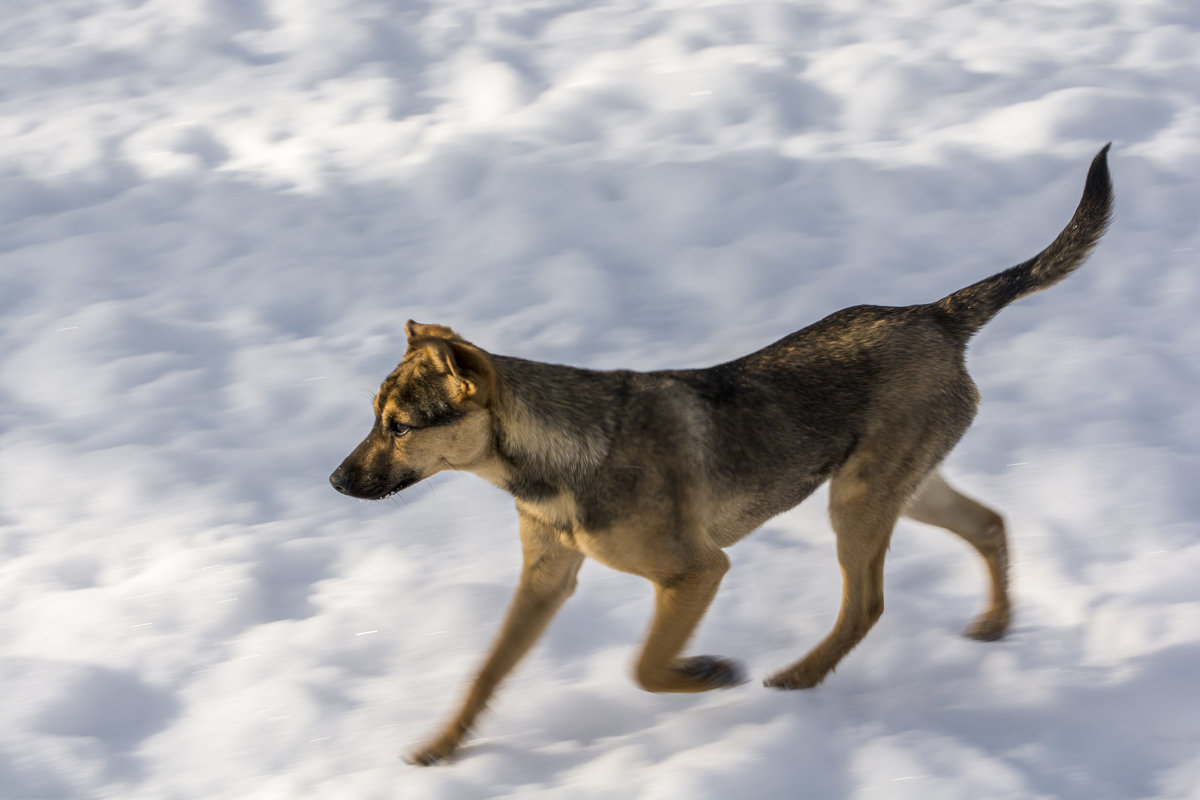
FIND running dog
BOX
[331,145,1113,765]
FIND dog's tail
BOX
[936,144,1113,339]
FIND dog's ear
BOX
[406,322,495,406]
[405,320,462,343]
[444,339,496,406]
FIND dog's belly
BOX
[705,473,828,548]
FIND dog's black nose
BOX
[329,467,351,494]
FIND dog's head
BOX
[329,321,497,500]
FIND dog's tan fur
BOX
[331,147,1113,764]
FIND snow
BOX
[1,0,1198,798]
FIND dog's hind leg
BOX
[764,459,907,690]
[407,513,584,766]
[633,547,746,693]
[904,471,1010,641]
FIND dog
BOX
[330,145,1113,765]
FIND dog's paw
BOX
[964,610,1010,642]
[677,655,747,688]
[404,735,462,767]
[762,665,826,690]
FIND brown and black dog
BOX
[331,145,1113,764]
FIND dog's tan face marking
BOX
[330,330,495,500]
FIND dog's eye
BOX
[388,420,413,437]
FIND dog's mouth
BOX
[379,472,421,499]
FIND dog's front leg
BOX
[634,548,746,692]
[407,513,584,766]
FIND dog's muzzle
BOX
[329,465,421,499]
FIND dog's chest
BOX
[514,493,631,565]
[516,494,579,538]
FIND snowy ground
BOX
[2,1,1199,798]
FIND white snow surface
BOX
[2,1,1199,798]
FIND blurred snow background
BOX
[1,1,1198,798]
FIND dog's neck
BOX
[480,355,618,495]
